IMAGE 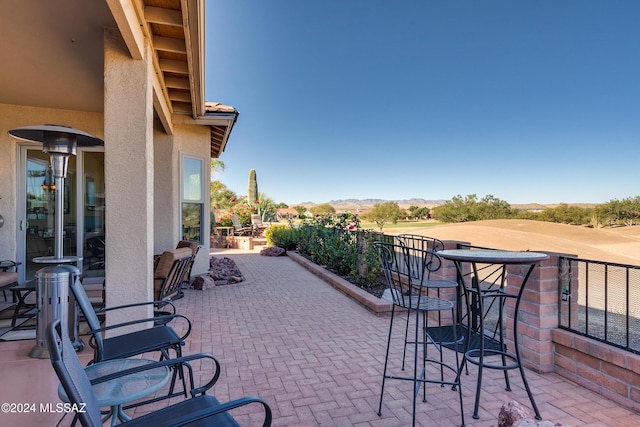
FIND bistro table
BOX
[438,249,548,420]
[58,358,170,426]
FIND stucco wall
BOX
[169,124,212,276]
[153,129,175,254]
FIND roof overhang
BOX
[174,102,239,157]
[1,0,237,152]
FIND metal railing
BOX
[558,256,640,355]
[363,233,640,355]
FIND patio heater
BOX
[8,125,103,358]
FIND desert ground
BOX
[384,219,640,266]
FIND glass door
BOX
[18,147,105,281]
[81,151,106,277]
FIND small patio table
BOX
[58,358,170,426]
[438,249,548,420]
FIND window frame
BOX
[180,153,205,245]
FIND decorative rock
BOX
[191,275,216,291]
[499,401,571,427]
[209,256,244,285]
[260,246,285,257]
[499,401,532,427]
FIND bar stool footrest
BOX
[465,348,519,370]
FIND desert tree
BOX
[364,202,403,230]
[309,203,336,216]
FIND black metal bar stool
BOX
[395,235,461,377]
[375,241,465,427]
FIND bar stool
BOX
[395,235,461,375]
[375,241,465,427]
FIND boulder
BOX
[191,275,216,291]
[209,256,244,285]
[498,401,571,427]
[260,246,285,257]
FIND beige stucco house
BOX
[0,0,237,325]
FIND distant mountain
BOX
[294,199,598,210]
[298,198,446,208]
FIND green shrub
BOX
[296,214,384,292]
[297,214,360,276]
[265,225,299,250]
[219,217,233,227]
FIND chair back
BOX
[69,278,105,359]
[396,234,444,284]
[375,241,443,308]
[231,214,243,230]
[251,214,264,227]
[154,248,194,301]
[375,242,415,307]
[46,320,103,427]
[396,234,444,252]
[175,240,200,283]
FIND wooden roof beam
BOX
[159,59,189,74]
[154,35,187,54]
[145,6,182,26]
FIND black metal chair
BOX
[47,320,273,427]
[84,236,105,270]
[70,277,194,404]
[395,235,460,373]
[375,241,465,427]
[0,260,19,301]
[69,277,191,364]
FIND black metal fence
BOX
[558,256,640,355]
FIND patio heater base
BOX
[29,264,84,359]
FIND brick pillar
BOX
[505,253,564,373]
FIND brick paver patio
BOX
[132,248,640,426]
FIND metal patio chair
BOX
[375,241,465,427]
[153,248,195,309]
[250,214,268,237]
[231,214,252,236]
[69,277,191,364]
[395,235,461,372]
[47,320,273,427]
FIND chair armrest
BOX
[172,396,272,427]
[95,300,177,315]
[90,353,222,396]
[83,313,192,342]
[123,395,272,427]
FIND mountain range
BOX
[298,198,445,208]
[296,199,597,210]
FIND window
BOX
[181,155,204,244]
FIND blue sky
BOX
[205,1,639,205]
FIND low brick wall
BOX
[287,251,393,315]
[552,328,640,413]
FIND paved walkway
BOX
[135,249,640,426]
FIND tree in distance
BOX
[309,203,336,216]
[364,202,403,231]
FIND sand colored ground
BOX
[385,219,640,266]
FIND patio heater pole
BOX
[8,125,103,358]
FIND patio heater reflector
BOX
[8,125,103,358]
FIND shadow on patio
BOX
[2,247,640,426]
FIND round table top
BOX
[59,358,170,407]
[33,255,83,264]
[438,249,549,264]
